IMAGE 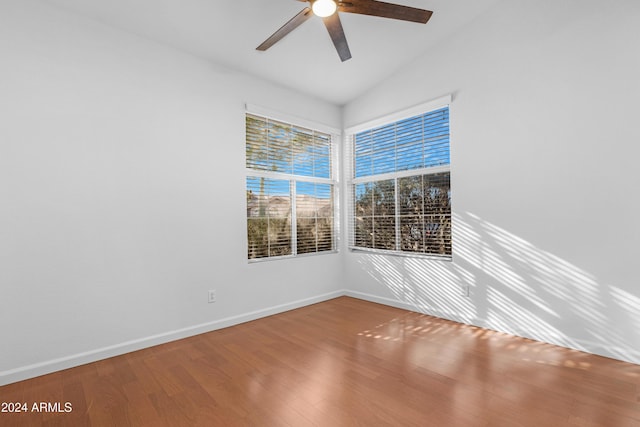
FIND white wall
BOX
[0,0,342,385]
[343,0,640,364]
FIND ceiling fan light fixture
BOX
[312,0,337,18]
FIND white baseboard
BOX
[344,290,414,311]
[0,290,344,386]
[344,290,640,366]
[3,289,637,386]
[343,290,466,323]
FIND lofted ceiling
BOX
[41,0,502,105]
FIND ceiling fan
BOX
[256,0,433,62]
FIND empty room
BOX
[1,0,639,425]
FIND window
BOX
[246,113,337,260]
[348,99,451,258]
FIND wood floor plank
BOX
[1,296,639,426]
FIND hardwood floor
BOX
[1,297,639,426]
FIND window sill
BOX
[348,246,452,262]
[248,250,339,264]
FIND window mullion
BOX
[394,124,399,251]
[351,165,449,184]
[394,177,400,251]
[371,181,375,249]
[291,180,297,256]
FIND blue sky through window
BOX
[354,107,450,178]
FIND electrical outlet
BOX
[208,290,216,303]
[462,285,470,297]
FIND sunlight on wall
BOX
[610,287,640,329]
[356,253,477,324]
[353,211,640,363]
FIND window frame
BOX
[345,95,453,260]
[245,105,341,262]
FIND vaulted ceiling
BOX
[41,0,502,105]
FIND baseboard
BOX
[344,290,415,312]
[4,288,637,386]
[345,290,640,366]
[343,290,467,324]
[0,290,345,386]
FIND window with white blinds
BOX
[246,113,336,260]
[349,104,451,258]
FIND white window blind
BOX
[246,113,336,260]
[349,105,452,258]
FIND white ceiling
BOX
[41,0,502,105]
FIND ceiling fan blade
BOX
[339,0,432,24]
[256,7,313,51]
[323,13,352,62]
